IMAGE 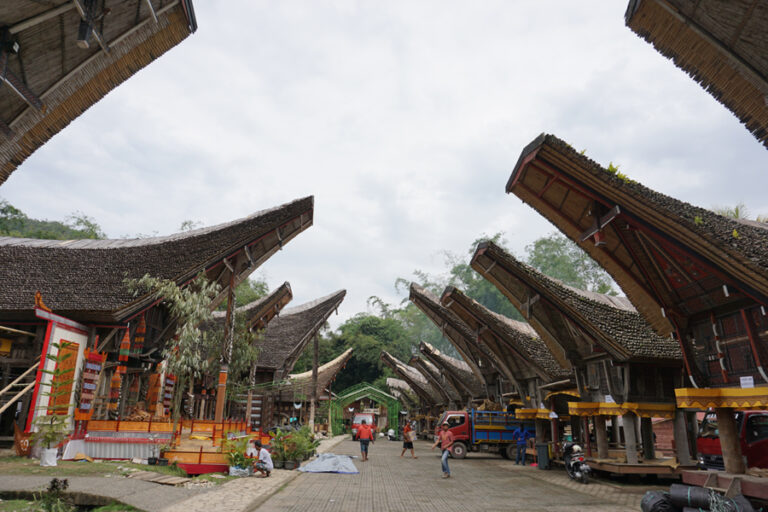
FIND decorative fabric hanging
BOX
[163,375,175,415]
[75,349,105,421]
[108,371,122,413]
[132,316,146,356]
[118,329,131,363]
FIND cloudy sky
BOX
[2,1,766,328]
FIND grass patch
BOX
[92,503,142,511]
[0,499,34,511]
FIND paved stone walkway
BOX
[160,434,347,512]
[254,438,663,512]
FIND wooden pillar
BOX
[715,407,746,474]
[623,412,638,464]
[215,271,236,424]
[640,416,655,460]
[673,408,692,465]
[582,416,592,456]
[595,415,609,459]
[308,335,319,431]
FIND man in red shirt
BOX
[400,421,418,458]
[357,420,374,461]
[431,421,454,478]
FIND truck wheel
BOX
[451,442,467,459]
[504,444,516,460]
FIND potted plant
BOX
[31,343,75,467]
[270,429,286,469]
[222,436,251,476]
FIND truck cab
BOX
[351,412,376,441]
[697,410,768,470]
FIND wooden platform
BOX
[682,470,768,500]
[587,457,695,475]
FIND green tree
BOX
[525,232,616,294]
[0,199,106,239]
[216,276,269,310]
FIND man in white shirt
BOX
[250,439,273,477]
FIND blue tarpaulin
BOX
[298,453,359,474]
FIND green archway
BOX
[330,383,401,435]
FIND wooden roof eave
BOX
[410,357,459,404]
[441,286,557,383]
[624,0,768,150]
[408,285,491,389]
[380,352,440,406]
[471,245,633,365]
[506,135,768,333]
[418,343,482,400]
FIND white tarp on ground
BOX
[298,453,358,474]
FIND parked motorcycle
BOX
[563,442,590,484]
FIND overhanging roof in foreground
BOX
[0,1,197,185]
[0,196,312,323]
[506,134,768,336]
[625,0,768,149]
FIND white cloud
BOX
[2,1,766,329]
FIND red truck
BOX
[434,409,534,459]
[697,410,768,470]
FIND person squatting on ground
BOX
[357,419,374,461]
[512,426,531,465]
[400,420,418,458]
[248,439,274,477]
[431,421,454,478]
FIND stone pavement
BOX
[254,438,664,512]
[0,474,203,511]
[160,434,347,512]
[0,435,347,512]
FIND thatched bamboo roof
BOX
[506,134,768,337]
[0,196,312,323]
[254,289,346,376]
[441,286,570,384]
[380,350,442,406]
[210,282,293,332]
[418,341,484,402]
[0,1,197,185]
[625,0,768,149]
[409,355,462,405]
[408,283,492,393]
[386,377,418,407]
[277,348,353,401]
[471,240,680,367]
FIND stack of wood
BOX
[747,467,768,478]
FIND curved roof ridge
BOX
[281,289,345,316]
[476,240,680,361]
[289,347,354,381]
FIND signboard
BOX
[26,309,89,433]
[740,376,755,389]
[605,395,616,403]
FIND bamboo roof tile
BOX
[472,239,681,363]
[506,133,768,336]
[0,196,312,323]
[0,1,198,185]
[254,289,346,375]
[625,0,768,149]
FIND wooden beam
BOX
[0,51,44,111]
[144,0,159,23]
[0,325,35,337]
[10,4,76,34]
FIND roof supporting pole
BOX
[740,308,768,384]
[308,334,318,431]
[144,0,159,23]
[73,0,110,53]
[214,270,236,423]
